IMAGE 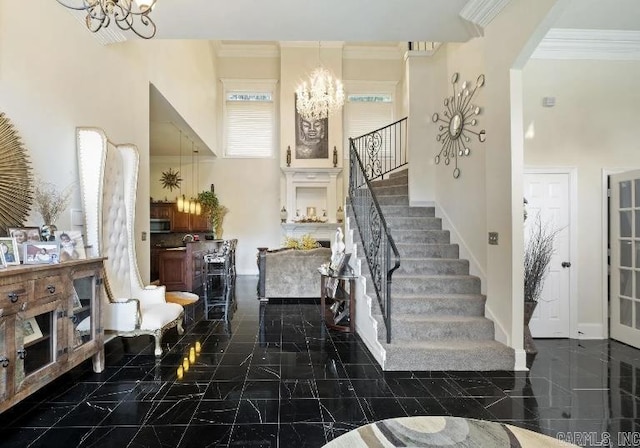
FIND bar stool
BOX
[202,243,233,321]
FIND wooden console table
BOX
[0,258,104,413]
[320,272,357,333]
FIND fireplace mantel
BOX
[281,167,342,223]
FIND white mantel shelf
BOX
[281,223,343,242]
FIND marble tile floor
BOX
[2,276,640,448]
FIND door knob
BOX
[561,261,571,268]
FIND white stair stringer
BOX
[343,215,386,367]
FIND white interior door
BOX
[610,170,640,349]
[524,172,571,337]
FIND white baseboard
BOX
[514,349,528,371]
[577,323,606,339]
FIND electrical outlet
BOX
[141,231,147,241]
[488,232,499,245]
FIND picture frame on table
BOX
[8,227,41,263]
[23,317,43,345]
[0,249,6,269]
[0,237,20,266]
[57,230,86,262]
[23,242,60,265]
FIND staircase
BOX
[349,169,514,371]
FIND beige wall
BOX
[0,1,218,281]
[523,59,640,335]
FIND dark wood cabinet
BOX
[150,202,173,220]
[158,243,206,294]
[150,202,211,233]
[172,205,211,233]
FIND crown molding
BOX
[342,45,403,60]
[532,29,640,61]
[216,42,280,58]
[459,0,511,28]
[278,41,345,49]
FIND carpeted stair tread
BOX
[385,217,442,230]
[395,258,469,275]
[370,294,486,317]
[375,314,496,341]
[396,243,459,258]
[378,205,435,217]
[383,340,514,371]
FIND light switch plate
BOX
[488,232,499,245]
[141,231,147,241]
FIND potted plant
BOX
[523,213,560,355]
[197,190,228,238]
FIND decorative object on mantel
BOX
[336,206,344,224]
[286,146,291,167]
[55,0,158,39]
[160,167,181,191]
[280,206,287,223]
[432,72,486,179]
[332,146,338,167]
[33,180,73,241]
[0,112,33,236]
[197,189,229,238]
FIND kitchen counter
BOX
[156,241,223,292]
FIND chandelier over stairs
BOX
[295,43,344,121]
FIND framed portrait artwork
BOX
[23,317,44,345]
[57,230,87,262]
[23,242,60,265]
[0,237,20,266]
[295,95,329,160]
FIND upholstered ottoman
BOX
[165,291,200,326]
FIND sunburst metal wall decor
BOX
[432,73,486,179]
[160,168,182,191]
[0,112,33,235]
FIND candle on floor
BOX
[189,348,196,364]
[195,341,201,353]
[177,366,184,380]
[183,357,189,372]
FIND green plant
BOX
[197,190,228,237]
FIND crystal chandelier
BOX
[296,44,344,121]
[56,0,158,39]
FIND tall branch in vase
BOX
[33,181,73,240]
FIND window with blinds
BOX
[345,93,394,157]
[224,91,274,158]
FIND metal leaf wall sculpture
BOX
[0,112,33,235]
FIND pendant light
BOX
[195,148,202,215]
[177,130,185,212]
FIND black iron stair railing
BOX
[348,118,407,343]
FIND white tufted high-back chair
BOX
[77,128,184,356]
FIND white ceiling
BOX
[151,0,475,42]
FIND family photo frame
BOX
[23,242,60,265]
[0,237,20,266]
